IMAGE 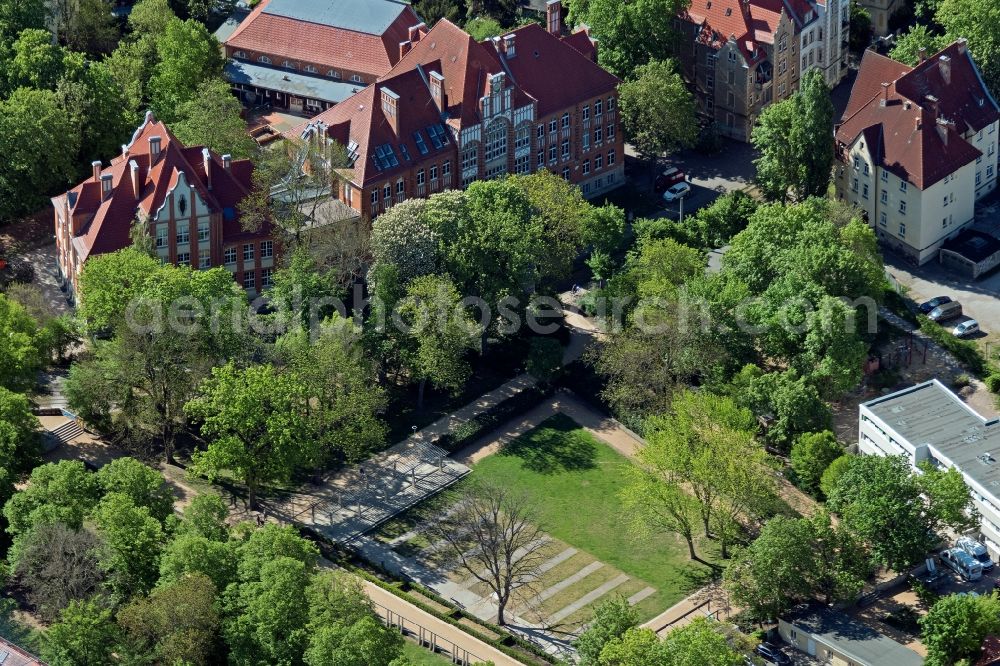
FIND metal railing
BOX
[372,600,490,665]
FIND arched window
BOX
[234,50,247,59]
[258,55,271,64]
[351,74,363,83]
[282,60,295,70]
[328,70,341,79]
[304,64,318,74]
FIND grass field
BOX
[400,640,455,665]
[470,413,722,621]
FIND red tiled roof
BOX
[562,28,597,61]
[682,0,766,64]
[58,112,263,263]
[504,23,618,117]
[287,18,620,188]
[836,41,999,190]
[748,0,784,43]
[225,0,421,79]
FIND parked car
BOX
[953,320,980,338]
[654,167,686,193]
[919,296,952,313]
[662,182,692,202]
[941,547,984,581]
[754,642,792,665]
[928,301,963,322]
[957,536,995,571]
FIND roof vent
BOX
[725,7,732,15]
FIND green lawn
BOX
[470,413,721,621]
[400,640,455,665]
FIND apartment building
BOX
[287,2,624,219]
[860,379,1000,559]
[675,0,847,141]
[223,0,423,114]
[834,41,1000,265]
[52,112,275,299]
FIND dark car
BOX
[754,642,792,665]
[919,296,952,314]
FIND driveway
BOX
[885,251,1000,349]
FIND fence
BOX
[372,599,490,666]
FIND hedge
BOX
[435,384,556,453]
[916,314,991,377]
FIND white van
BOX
[942,547,984,581]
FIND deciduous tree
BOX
[937,0,1000,95]
[790,431,844,497]
[0,87,79,220]
[575,597,639,666]
[890,25,949,65]
[430,482,548,626]
[369,198,441,285]
[91,492,166,601]
[12,523,104,622]
[618,59,698,166]
[578,0,688,78]
[752,69,835,201]
[921,592,1000,666]
[95,457,174,524]
[398,274,480,409]
[827,455,940,571]
[173,78,258,160]
[149,18,224,122]
[186,363,313,509]
[118,573,221,665]
[41,598,121,666]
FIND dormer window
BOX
[351,74,363,83]
[328,70,341,79]
[258,55,271,64]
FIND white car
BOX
[662,182,691,202]
[953,320,980,338]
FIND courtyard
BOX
[368,413,723,649]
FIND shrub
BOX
[986,374,1000,394]
[435,386,554,453]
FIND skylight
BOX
[427,124,448,149]
[413,130,429,155]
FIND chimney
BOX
[149,135,162,160]
[91,160,102,182]
[400,39,412,59]
[222,154,232,171]
[925,94,939,120]
[429,71,446,111]
[504,33,516,58]
[546,0,561,35]
[936,117,950,146]
[202,147,212,190]
[129,159,140,199]
[957,37,968,55]
[409,22,426,43]
[919,47,927,62]
[100,173,113,201]
[939,55,951,85]
[880,82,890,106]
[915,115,922,131]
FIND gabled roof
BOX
[500,23,619,117]
[225,0,421,79]
[56,112,260,263]
[287,18,620,188]
[682,0,768,64]
[837,41,999,190]
[385,19,526,126]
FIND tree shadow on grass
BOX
[498,414,598,474]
